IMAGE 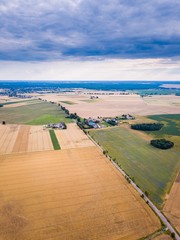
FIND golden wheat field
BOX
[163,172,180,233]
[0,145,160,240]
[153,234,172,240]
[0,125,53,154]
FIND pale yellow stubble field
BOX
[0,125,53,154]
[36,92,180,118]
[0,146,160,240]
[55,123,94,149]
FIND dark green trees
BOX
[131,123,163,131]
[150,139,174,149]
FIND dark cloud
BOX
[0,0,179,60]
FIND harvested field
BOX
[28,126,53,152]
[55,123,94,149]
[163,172,180,233]
[153,234,171,240]
[0,124,20,154]
[38,93,180,118]
[0,146,160,240]
[12,125,30,153]
[0,125,53,154]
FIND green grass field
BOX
[49,130,61,150]
[0,101,73,125]
[89,126,180,207]
[60,101,76,105]
[147,114,180,137]
[0,99,38,105]
[80,99,100,103]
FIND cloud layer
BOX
[0,0,180,60]
[0,58,179,80]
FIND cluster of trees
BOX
[0,104,3,107]
[107,119,118,126]
[131,123,163,131]
[60,105,81,121]
[150,139,174,149]
[77,121,84,129]
[61,106,69,115]
[125,175,131,183]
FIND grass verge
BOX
[49,130,60,150]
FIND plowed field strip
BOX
[0,126,9,152]
[5,126,19,153]
[12,125,30,152]
[0,125,20,154]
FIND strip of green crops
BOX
[1,99,37,105]
[49,130,61,150]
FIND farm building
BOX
[46,122,67,129]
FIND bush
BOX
[0,104,3,107]
[131,123,163,131]
[171,232,175,239]
[150,139,174,149]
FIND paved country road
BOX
[87,132,180,240]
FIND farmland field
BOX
[49,129,61,150]
[147,114,180,137]
[0,124,53,154]
[0,101,72,125]
[89,126,180,207]
[0,146,160,240]
[37,92,180,118]
[163,171,180,232]
[55,123,94,149]
[60,100,76,105]
[0,98,38,106]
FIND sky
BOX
[0,0,180,81]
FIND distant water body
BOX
[0,81,179,91]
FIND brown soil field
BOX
[163,171,180,233]
[55,123,94,149]
[0,125,53,154]
[0,146,160,240]
[36,93,180,118]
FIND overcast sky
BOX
[0,0,180,80]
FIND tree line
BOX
[131,123,163,131]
